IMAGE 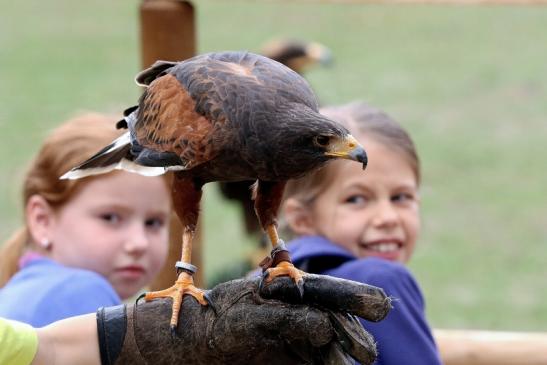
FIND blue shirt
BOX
[0,257,121,327]
[288,235,442,365]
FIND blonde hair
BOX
[282,101,420,234]
[0,113,125,287]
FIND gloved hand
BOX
[97,274,391,365]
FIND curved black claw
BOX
[135,292,147,305]
[296,278,305,299]
[170,325,178,339]
[258,270,269,293]
[259,270,305,301]
[203,290,218,315]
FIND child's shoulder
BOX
[0,257,121,326]
[288,235,355,263]
[328,257,425,306]
[35,259,120,304]
[15,257,112,291]
[329,257,420,291]
[349,256,409,275]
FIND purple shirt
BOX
[288,235,442,365]
[0,255,121,327]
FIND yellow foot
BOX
[144,271,208,331]
[264,261,306,297]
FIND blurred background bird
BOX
[260,38,333,75]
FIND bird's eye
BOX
[314,135,331,147]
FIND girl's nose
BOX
[371,201,398,228]
[125,223,150,255]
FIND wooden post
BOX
[140,0,196,68]
[139,0,204,289]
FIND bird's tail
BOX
[61,132,168,180]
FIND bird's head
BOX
[256,106,367,179]
[319,132,367,168]
[298,114,367,170]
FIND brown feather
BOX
[135,74,218,169]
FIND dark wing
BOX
[174,51,319,128]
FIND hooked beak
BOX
[324,134,368,170]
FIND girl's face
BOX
[45,171,171,299]
[303,138,420,264]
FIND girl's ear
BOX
[282,198,317,236]
[26,195,55,249]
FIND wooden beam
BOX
[280,0,547,4]
[139,0,204,289]
[435,329,547,365]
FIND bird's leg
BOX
[254,180,305,295]
[144,175,208,333]
[263,224,305,290]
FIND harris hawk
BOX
[62,51,367,332]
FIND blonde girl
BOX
[281,101,441,365]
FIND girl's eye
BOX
[392,193,415,203]
[100,213,121,224]
[145,217,165,230]
[345,195,367,205]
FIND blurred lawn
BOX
[1,0,546,331]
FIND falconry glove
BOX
[97,274,391,365]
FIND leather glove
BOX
[97,274,391,365]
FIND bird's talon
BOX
[203,291,218,315]
[135,292,147,305]
[170,325,178,339]
[296,279,305,299]
[144,271,207,331]
[258,275,267,294]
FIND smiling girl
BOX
[0,114,171,327]
[281,101,441,365]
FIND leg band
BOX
[175,261,197,274]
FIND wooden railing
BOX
[435,329,547,365]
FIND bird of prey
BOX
[62,51,367,332]
[260,38,333,74]
[219,39,333,236]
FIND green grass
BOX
[1,0,546,331]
